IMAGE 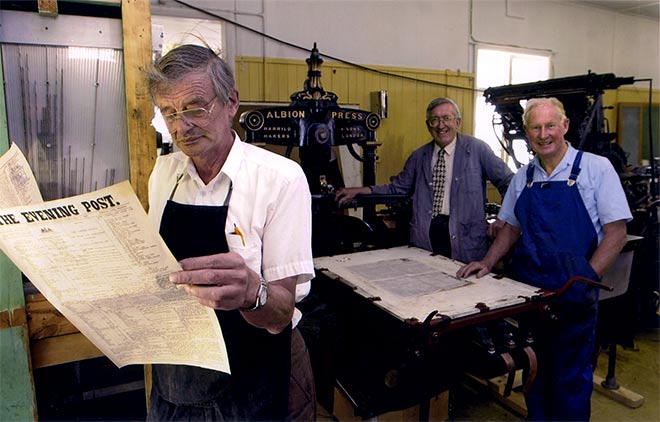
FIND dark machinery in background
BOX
[483,73,659,243]
[240,42,381,196]
[240,43,410,257]
[484,72,635,171]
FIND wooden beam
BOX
[0,307,27,330]
[25,292,78,340]
[120,1,155,409]
[593,374,645,409]
[31,333,103,369]
[121,0,156,210]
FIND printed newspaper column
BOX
[0,145,229,372]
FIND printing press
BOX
[240,46,643,418]
[239,43,410,258]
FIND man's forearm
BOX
[483,223,521,269]
[590,220,628,278]
[240,274,297,334]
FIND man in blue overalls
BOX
[145,45,315,421]
[457,97,631,420]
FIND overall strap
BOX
[567,150,584,187]
[222,182,233,206]
[525,164,535,188]
[168,173,185,200]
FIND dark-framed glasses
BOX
[427,115,456,127]
[162,96,217,125]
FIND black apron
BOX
[149,177,291,421]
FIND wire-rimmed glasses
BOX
[162,96,217,125]
[427,115,457,128]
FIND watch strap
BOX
[241,279,267,312]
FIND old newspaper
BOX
[0,142,43,206]
[0,145,229,373]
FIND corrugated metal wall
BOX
[235,56,475,185]
[2,45,129,200]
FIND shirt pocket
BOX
[226,232,262,273]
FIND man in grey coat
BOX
[336,97,513,264]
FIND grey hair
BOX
[523,97,567,127]
[425,97,462,120]
[146,44,235,105]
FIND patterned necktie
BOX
[432,148,446,217]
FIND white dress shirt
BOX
[148,133,315,325]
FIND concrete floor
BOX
[320,328,659,421]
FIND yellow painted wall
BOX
[605,87,659,166]
[235,56,476,185]
[235,56,660,186]
[604,87,659,134]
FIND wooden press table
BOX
[309,246,552,420]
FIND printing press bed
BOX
[304,246,558,419]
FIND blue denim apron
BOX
[148,179,291,421]
[511,151,599,421]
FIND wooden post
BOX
[121,0,156,210]
[120,0,156,407]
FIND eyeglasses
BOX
[162,96,217,125]
[427,115,457,128]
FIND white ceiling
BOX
[572,0,659,20]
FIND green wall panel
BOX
[0,41,37,421]
[0,327,35,421]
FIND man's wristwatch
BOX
[241,279,268,311]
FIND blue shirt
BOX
[498,143,632,243]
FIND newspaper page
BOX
[0,179,229,373]
[315,246,541,322]
[0,143,43,206]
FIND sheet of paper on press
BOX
[0,144,229,373]
[315,246,541,322]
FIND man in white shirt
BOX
[145,44,315,421]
